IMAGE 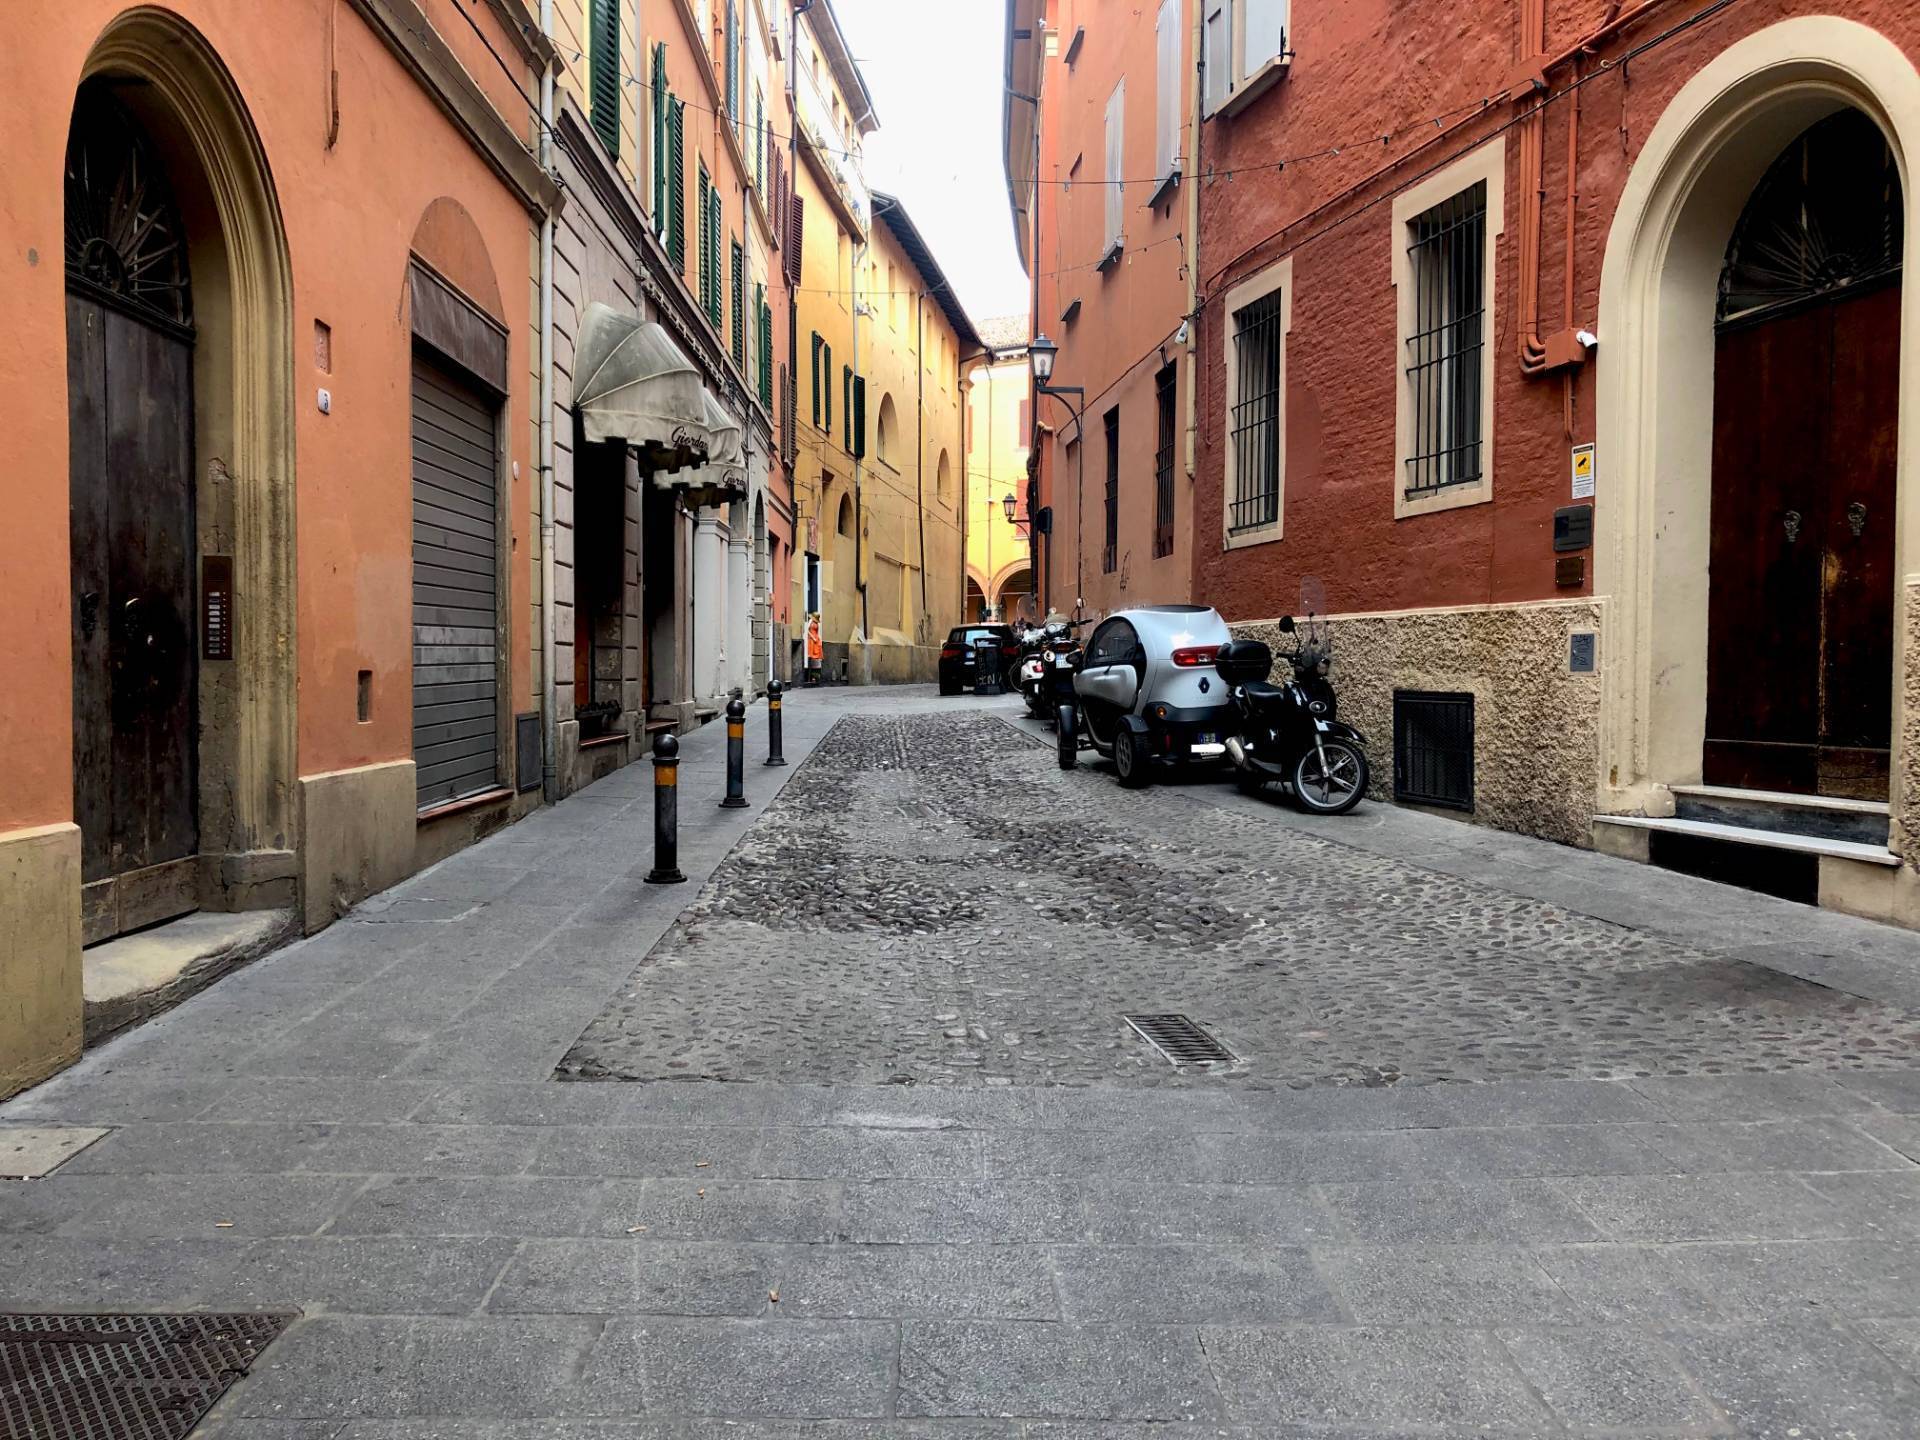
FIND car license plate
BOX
[1195,732,1216,744]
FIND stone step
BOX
[1593,813,1900,866]
[1668,784,1890,847]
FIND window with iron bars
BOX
[1403,180,1487,497]
[1102,406,1120,574]
[1228,292,1282,533]
[1153,363,1176,558]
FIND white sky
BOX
[832,0,1030,329]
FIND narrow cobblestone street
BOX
[7,686,1920,1436]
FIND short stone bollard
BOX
[644,731,685,884]
[764,680,788,767]
[720,696,749,809]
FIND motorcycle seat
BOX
[1241,680,1290,704]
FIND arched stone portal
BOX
[69,13,294,939]
[1595,17,1920,917]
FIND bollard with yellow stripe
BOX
[765,679,787,766]
[719,695,749,809]
[644,730,685,884]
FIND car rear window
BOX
[948,628,1007,645]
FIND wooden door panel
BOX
[104,308,197,875]
[67,296,113,884]
[1705,304,1829,789]
[1819,284,1900,795]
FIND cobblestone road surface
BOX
[563,710,1920,1089]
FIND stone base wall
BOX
[0,823,82,1100]
[297,761,417,934]
[1231,598,1605,846]
[850,634,941,686]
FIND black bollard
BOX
[764,680,788,766]
[720,696,749,808]
[644,731,686,884]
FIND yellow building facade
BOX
[786,6,978,680]
[965,321,1036,622]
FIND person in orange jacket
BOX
[804,613,823,687]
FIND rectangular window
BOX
[851,375,866,459]
[1393,691,1475,810]
[754,89,766,191]
[842,366,852,450]
[725,0,739,120]
[1229,290,1283,533]
[810,333,822,426]
[758,288,774,407]
[1203,0,1290,116]
[1102,79,1125,261]
[1154,0,1180,188]
[1102,406,1120,575]
[1154,363,1176,558]
[589,0,619,157]
[730,239,745,366]
[1403,180,1487,497]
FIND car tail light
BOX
[940,646,960,659]
[1171,646,1220,668]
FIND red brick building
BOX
[1187,0,1920,924]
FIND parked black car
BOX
[938,625,1019,695]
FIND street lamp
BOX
[1002,493,1017,523]
[1028,332,1085,617]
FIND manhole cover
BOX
[0,1312,291,1440]
[1124,1013,1238,1068]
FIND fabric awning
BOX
[655,390,748,510]
[572,302,708,471]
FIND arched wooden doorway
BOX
[65,80,201,939]
[1705,109,1902,798]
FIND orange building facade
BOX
[0,0,552,1095]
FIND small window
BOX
[877,393,897,464]
[1393,691,1475,810]
[1403,181,1488,498]
[1102,406,1120,574]
[836,492,854,538]
[1154,363,1176,558]
[936,448,952,503]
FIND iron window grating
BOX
[1229,290,1283,533]
[1125,1013,1238,1067]
[1102,406,1121,574]
[1403,181,1487,498]
[1153,363,1177,558]
[1393,689,1475,811]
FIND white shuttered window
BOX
[1104,77,1125,256]
[1204,0,1291,117]
[1155,0,1181,184]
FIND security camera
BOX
[1576,329,1598,349]
[1174,319,1190,345]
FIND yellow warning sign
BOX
[1570,443,1596,499]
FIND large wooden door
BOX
[1702,109,1902,800]
[67,295,199,936]
[1704,285,1900,797]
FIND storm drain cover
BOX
[0,1312,291,1440]
[1124,1014,1238,1068]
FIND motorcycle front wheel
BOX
[1292,740,1368,815]
[1056,704,1078,769]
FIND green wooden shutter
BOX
[852,376,867,459]
[755,93,765,191]
[810,333,821,426]
[730,239,745,365]
[725,1,739,120]
[589,0,619,157]
[823,344,832,431]
[757,288,773,407]
[667,100,685,269]
[697,166,711,313]
[842,366,851,450]
[651,45,668,231]
[709,191,724,328]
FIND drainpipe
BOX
[537,0,558,802]
[853,242,868,639]
[1183,0,1203,484]
[914,289,929,631]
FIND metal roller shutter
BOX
[411,355,501,809]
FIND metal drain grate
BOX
[0,1312,291,1440]
[1124,1014,1238,1068]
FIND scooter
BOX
[1018,619,1082,722]
[1216,614,1369,814]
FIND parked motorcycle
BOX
[1016,618,1082,721]
[1216,605,1369,815]
[1046,629,1086,769]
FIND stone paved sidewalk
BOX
[2,686,1919,1438]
